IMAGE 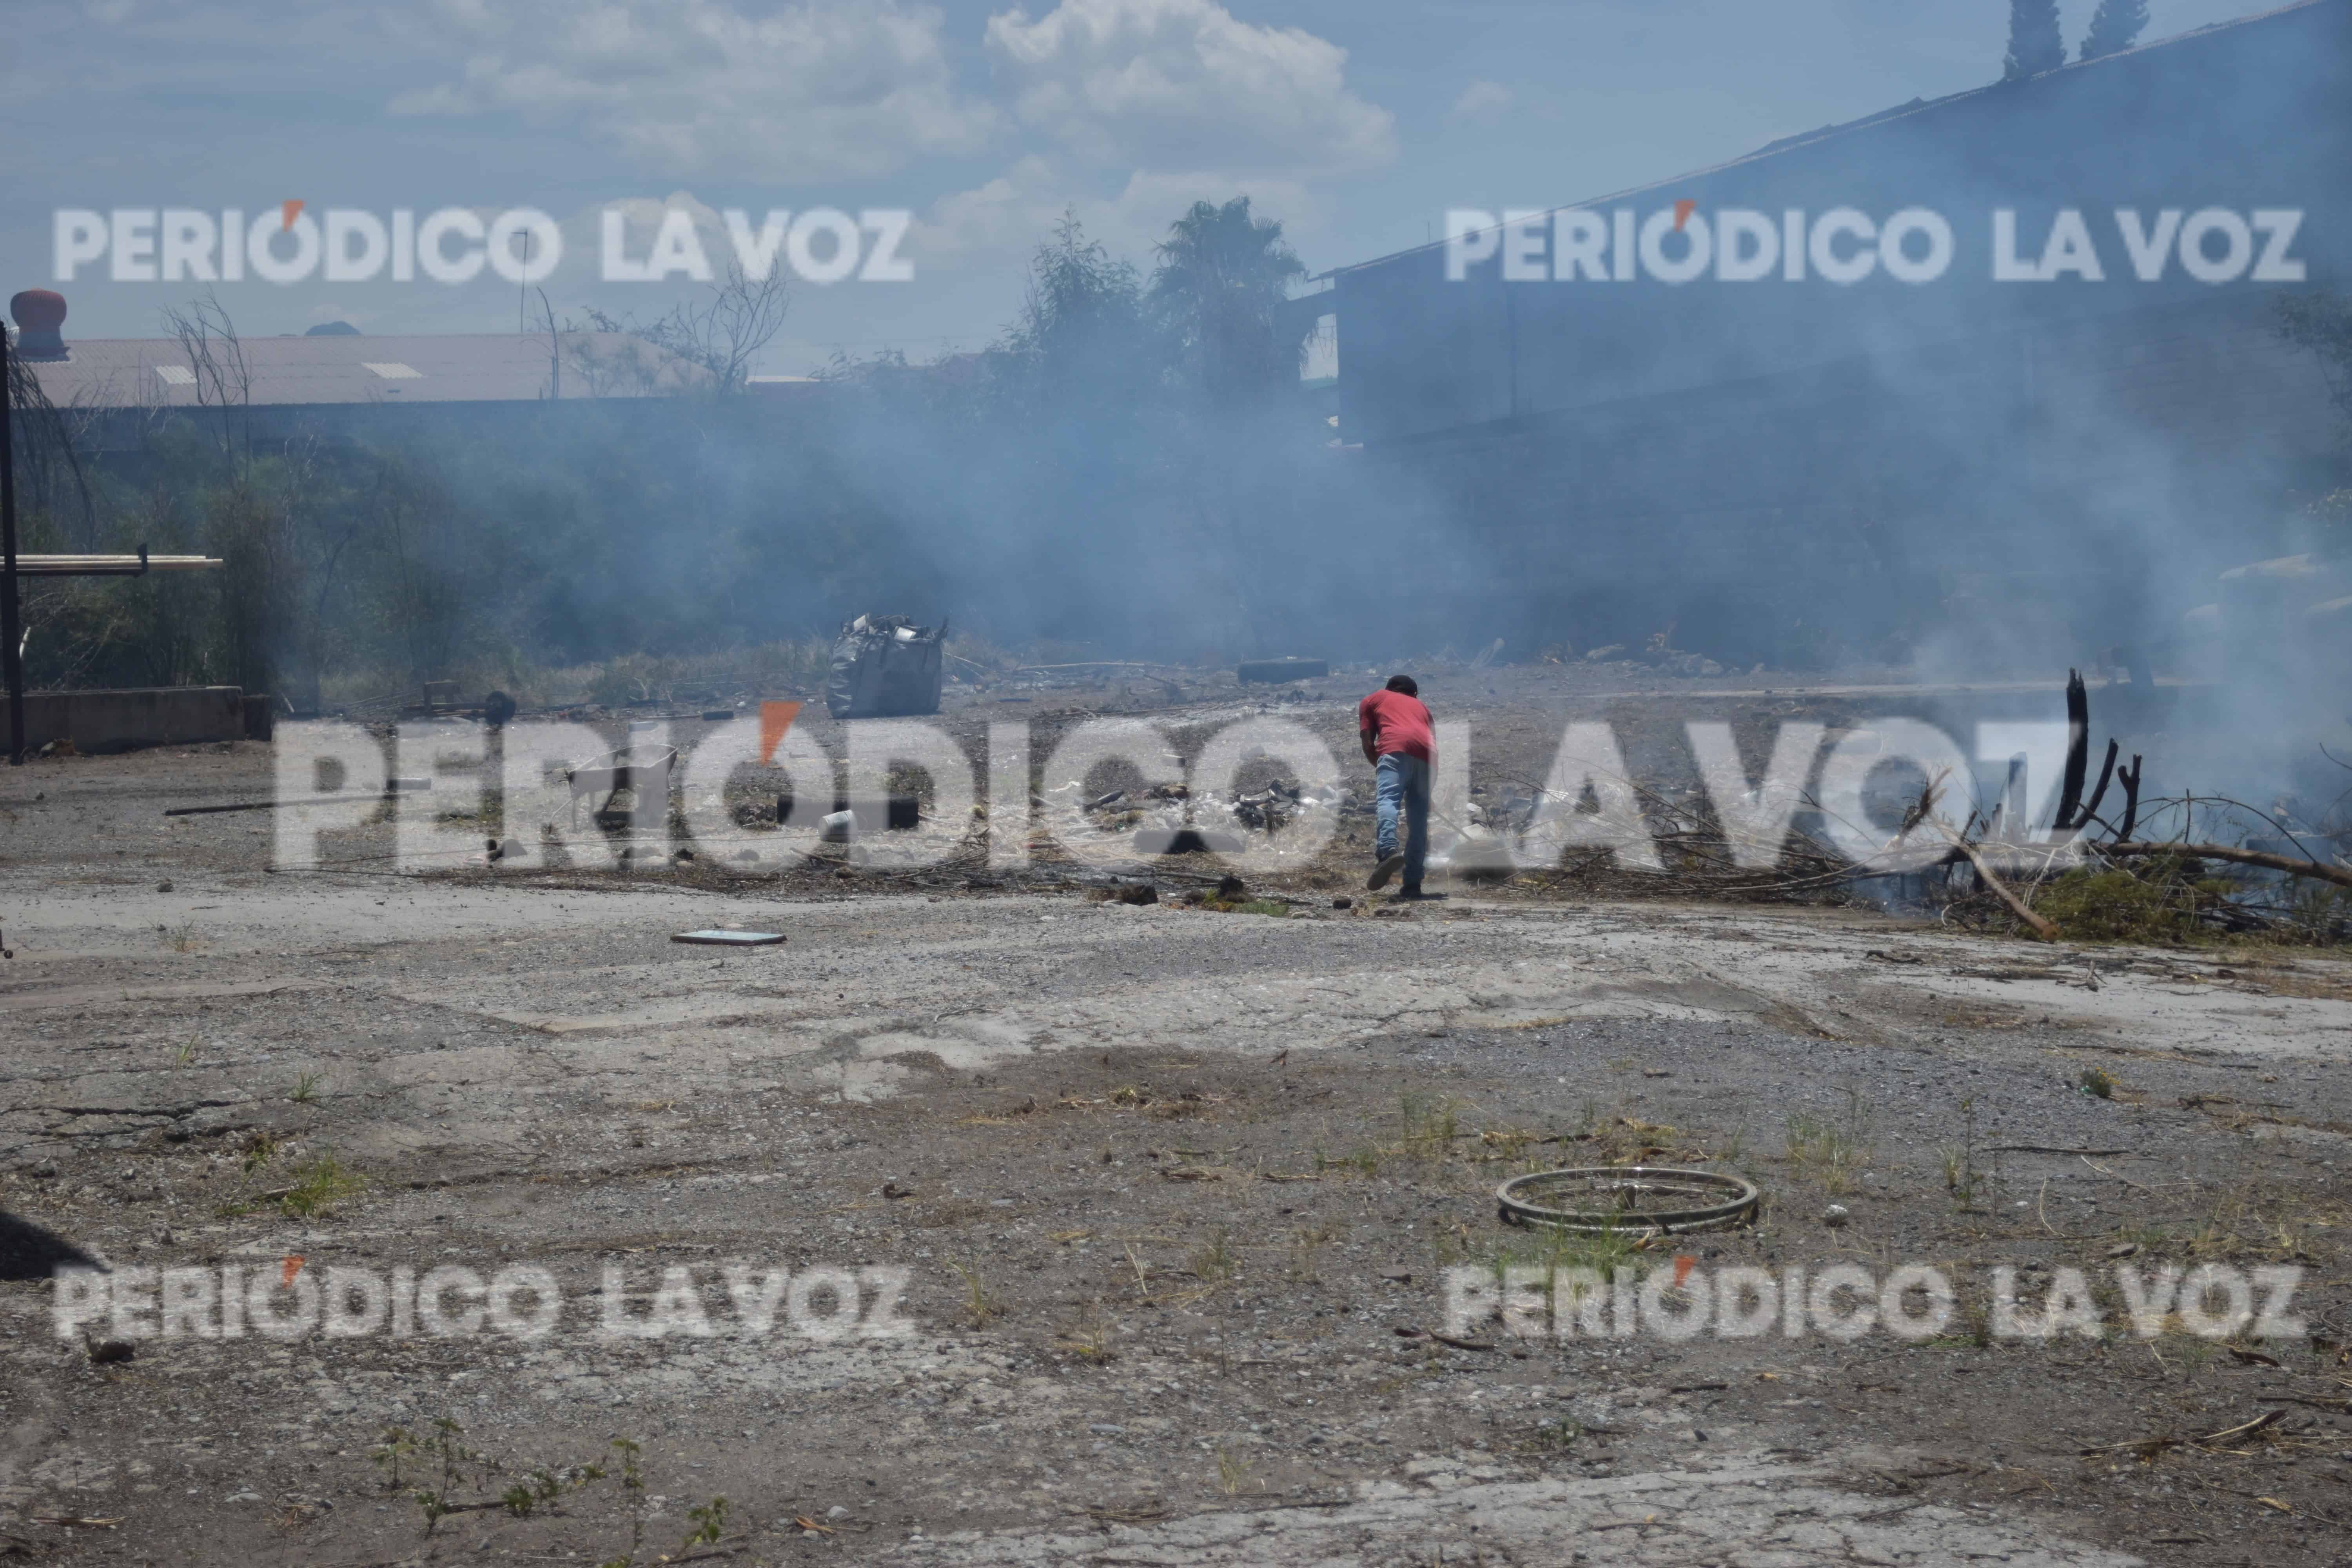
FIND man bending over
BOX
[1359,674,1437,898]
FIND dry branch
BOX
[1945,833,2061,941]
[2106,842,2352,890]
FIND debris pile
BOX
[1049,769,1347,866]
[1230,779,1301,831]
[826,614,946,720]
[1570,626,1730,677]
[562,743,678,827]
[1924,671,2352,942]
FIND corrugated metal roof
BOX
[1321,0,2344,279]
[23,331,704,408]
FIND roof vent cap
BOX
[9,289,66,361]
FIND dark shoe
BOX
[1396,886,1447,902]
[1368,852,1407,891]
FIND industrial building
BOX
[12,289,706,448]
[1305,0,2352,668]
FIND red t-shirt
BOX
[1359,690,1434,762]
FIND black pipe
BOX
[1,322,21,766]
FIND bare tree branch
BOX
[577,262,791,396]
[160,290,252,466]
[2105,841,2352,889]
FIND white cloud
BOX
[913,158,1324,267]
[1450,79,1515,122]
[387,0,1001,180]
[983,0,1394,176]
[37,0,1385,210]
[23,0,1373,354]
[914,156,1073,263]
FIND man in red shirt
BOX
[1358,675,1437,897]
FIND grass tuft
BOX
[951,1259,993,1328]
[1784,1089,1873,1195]
[1189,1226,1237,1283]
[279,1155,366,1217]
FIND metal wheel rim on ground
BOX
[1495,1166,1760,1234]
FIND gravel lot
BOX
[2,670,2347,1566]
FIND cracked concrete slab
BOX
[890,1459,2144,1566]
[5,739,2348,1566]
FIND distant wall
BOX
[65,396,697,456]
[18,687,244,753]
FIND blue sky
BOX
[0,0,2280,371]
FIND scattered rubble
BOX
[827,613,946,719]
[562,742,678,826]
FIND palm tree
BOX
[1149,198,1310,409]
[1145,198,1319,652]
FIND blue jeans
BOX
[1376,752,1430,889]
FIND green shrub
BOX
[2032,862,2229,942]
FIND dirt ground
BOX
[3,663,2349,1567]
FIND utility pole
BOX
[2,319,23,766]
